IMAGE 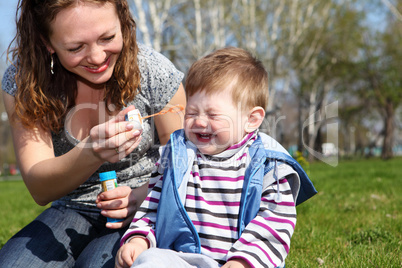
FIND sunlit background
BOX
[0,0,401,174]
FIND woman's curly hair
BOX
[8,0,140,132]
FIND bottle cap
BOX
[99,171,117,182]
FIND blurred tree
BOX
[359,21,401,159]
[287,1,364,160]
[130,0,180,52]
[127,0,400,161]
[378,5,402,159]
[334,0,402,159]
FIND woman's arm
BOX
[3,91,141,206]
[153,84,186,145]
[96,84,186,229]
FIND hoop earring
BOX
[50,54,54,75]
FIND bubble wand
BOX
[125,105,185,129]
[141,105,185,120]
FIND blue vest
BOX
[155,130,317,253]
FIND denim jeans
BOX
[133,248,220,268]
[0,204,127,268]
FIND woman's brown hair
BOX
[8,0,140,132]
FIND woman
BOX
[0,0,185,267]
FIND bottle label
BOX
[101,179,118,192]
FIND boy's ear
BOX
[244,106,265,133]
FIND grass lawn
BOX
[287,157,402,267]
[0,157,401,266]
[0,178,50,248]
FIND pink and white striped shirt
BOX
[124,131,300,267]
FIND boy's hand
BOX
[222,258,251,268]
[115,237,148,268]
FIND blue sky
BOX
[0,0,19,74]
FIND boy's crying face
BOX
[184,88,249,155]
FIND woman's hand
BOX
[89,105,142,163]
[96,183,149,229]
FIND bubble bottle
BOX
[99,171,123,223]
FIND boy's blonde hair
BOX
[185,47,268,111]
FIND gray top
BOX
[2,43,184,211]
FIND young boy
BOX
[116,47,316,268]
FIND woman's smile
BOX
[84,56,111,74]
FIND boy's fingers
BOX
[122,246,135,267]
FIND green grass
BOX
[0,158,401,266]
[287,157,402,267]
[0,178,49,248]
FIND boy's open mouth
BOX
[196,133,212,141]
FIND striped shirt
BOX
[124,132,298,267]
